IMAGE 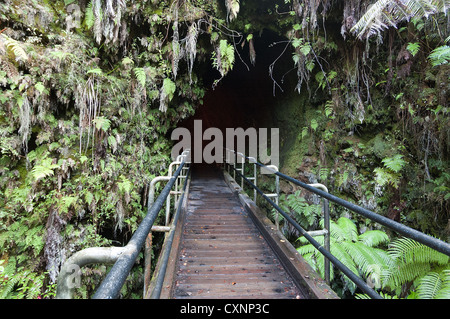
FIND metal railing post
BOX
[307,183,331,285]
[247,157,257,202]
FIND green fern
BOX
[93,116,111,132]
[3,35,28,63]
[351,0,448,39]
[118,175,133,196]
[374,167,401,188]
[382,154,407,173]
[407,42,420,57]
[416,271,448,299]
[383,262,432,289]
[434,270,450,299]
[278,190,321,229]
[296,217,391,294]
[359,230,390,247]
[355,291,399,299]
[335,217,358,242]
[212,39,235,78]
[159,77,176,112]
[381,237,449,295]
[428,45,450,66]
[133,67,146,89]
[31,157,60,181]
[388,237,449,265]
[84,0,95,29]
[324,100,334,118]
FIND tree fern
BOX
[342,242,390,278]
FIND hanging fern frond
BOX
[2,35,28,64]
[351,0,449,40]
[85,0,95,30]
[185,22,199,84]
[133,67,146,89]
[225,0,240,22]
[159,77,176,113]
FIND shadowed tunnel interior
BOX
[176,29,296,163]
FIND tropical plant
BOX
[296,217,391,295]
[159,78,177,113]
[211,39,235,83]
[374,154,407,189]
[415,270,450,299]
[277,190,322,231]
[428,45,450,66]
[381,237,449,296]
[351,0,450,39]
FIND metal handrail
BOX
[142,151,190,296]
[226,149,331,284]
[229,163,382,299]
[91,153,189,299]
[148,165,191,299]
[225,150,450,299]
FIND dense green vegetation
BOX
[0,0,449,299]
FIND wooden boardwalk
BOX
[171,165,303,299]
[152,164,338,299]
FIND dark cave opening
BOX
[176,28,297,163]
